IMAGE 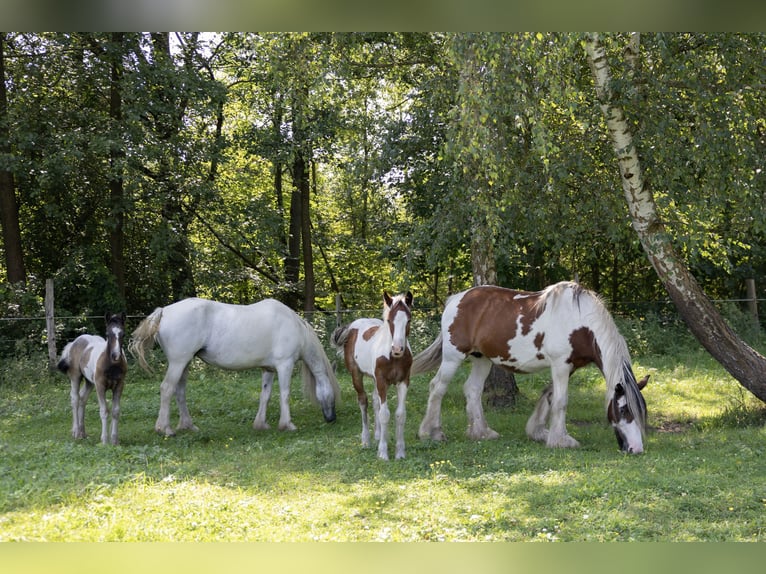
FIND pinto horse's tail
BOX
[128,307,163,373]
[329,324,351,356]
[411,332,443,376]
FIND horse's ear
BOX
[637,374,650,390]
[383,290,393,307]
[405,291,413,307]
[119,311,127,324]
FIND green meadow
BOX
[1,336,764,542]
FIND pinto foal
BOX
[58,312,128,445]
[331,291,413,460]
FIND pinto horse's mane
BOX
[538,282,646,436]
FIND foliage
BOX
[0,32,764,325]
[1,337,764,541]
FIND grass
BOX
[1,345,765,542]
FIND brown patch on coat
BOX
[362,325,379,341]
[448,286,545,361]
[566,327,602,371]
[374,350,413,401]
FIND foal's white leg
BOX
[418,360,460,441]
[394,382,408,460]
[78,381,94,440]
[376,396,391,461]
[253,370,274,430]
[94,383,110,445]
[464,359,499,440]
[546,365,579,449]
[372,391,381,440]
[359,393,371,448]
[110,384,123,445]
[70,377,85,439]
[276,363,297,431]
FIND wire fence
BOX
[1,296,763,362]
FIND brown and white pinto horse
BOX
[57,313,128,445]
[331,291,413,460]
[412,282,648,453]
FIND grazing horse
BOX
[129,298,341,436]
[412,282,648,453]
[331,291,413,460]
[57,312,128,445]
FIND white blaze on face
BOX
[390,310,409,357]
[107,324,124,361]
[612,394,644,454]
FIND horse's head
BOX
[608,374,649,454]
[383,290,413,358]
[105,312,127,363]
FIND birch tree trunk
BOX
[585,32,766,402]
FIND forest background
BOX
[0,32,764,357]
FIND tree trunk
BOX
[585,32,766,402]
[302,160,316,312]
[456,35,518,406]
[108,32,126,303]
[0,33,26,284]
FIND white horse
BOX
[129,298,340,436]
[331,291,413,460]
[412,282,648,453]
[57,312,128,445]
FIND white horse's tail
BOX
[128,307,163,373]
[411,332,443,375]
[300,320,342,407]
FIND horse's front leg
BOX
[276,363,297,431]
[253,369,274,430]
[93,382,110,445]
[394,381,409,460]
[174,366,197,432]
[109,381,124,445]
[546,365,579,449]
[70,376,85,439]
[525,383,552,443]
[375,381,390,461]
[418,360,460,442]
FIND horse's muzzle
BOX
[323,407,337,423]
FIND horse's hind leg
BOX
[253,369,274,430]
[418,359,461,441]
[526,383,552,442]
[349,366,370,447]
[464,359,499,440]
[156,361,188,436]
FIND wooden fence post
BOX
[45,278,56,369]
[745,278,758,325]
[335,293,342,328]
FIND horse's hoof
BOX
[467,426,500,440]
[157,426,175,437]
[547,435,580,449]
[278,422,297,431]
[419,428,446,442]
[526,427,549,442]
[253,421,270,430]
